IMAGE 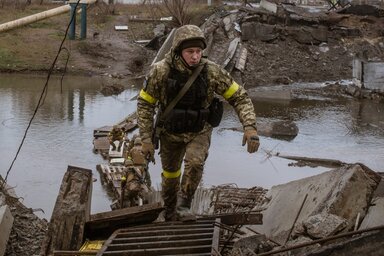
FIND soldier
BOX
[108,125,125,151]
[137,25,259,221]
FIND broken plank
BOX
[275,154,348,168]
[222,37,240,69]
[85,203,164,239]
[41,166,93,255]
[203,213,263,225]
[235,46,248,72]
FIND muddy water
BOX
[1,74,383,218]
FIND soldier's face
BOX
[181,47,202,67]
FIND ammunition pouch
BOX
[208,97,223,127]
[165,108,210,133]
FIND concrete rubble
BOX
[237,163,384,255]
[0,205,13,256]
[0,176,47,256]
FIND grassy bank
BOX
[0,1,218,73]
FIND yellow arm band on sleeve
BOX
[139,89,157,104]
[162,169,181,179]
[223,81,240,100]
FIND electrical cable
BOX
[1,0,81,189]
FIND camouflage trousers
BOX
[160,124,213,209]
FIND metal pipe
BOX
[0,5,71,33]
[0,0,96,33]
[256,225,384,256]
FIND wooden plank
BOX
[203,213,263,225]
[93,137,109,151]
[235,46,247,72]
[85,203,163,239]
[41,166,93,255]
[151,28,176,65]
[222,37,240,69]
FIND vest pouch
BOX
[186,110,200,132]
[165,109,186,133]
[195,109,209,132]
[208,97,223,127]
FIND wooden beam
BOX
[41,166,93,255]
[202,212,263,225]
[85,203,164,239]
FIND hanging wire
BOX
[1,0,81,189]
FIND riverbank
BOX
[1,2,384,88]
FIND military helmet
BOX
[172,25,207,53]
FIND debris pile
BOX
[1,177,47,256]
[230,163,384,255]
[199,3,384,87]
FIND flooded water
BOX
[1,74,383,219]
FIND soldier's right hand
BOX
[141,139,155,163]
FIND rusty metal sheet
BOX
[96,219,220,256]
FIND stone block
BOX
[303,213,348,239]
[241,22,278,42]
[254,164,380,244]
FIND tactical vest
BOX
[164,67,209,133]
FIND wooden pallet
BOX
[97,164,126,198]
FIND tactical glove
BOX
[141,139,155,163]
[242,127,260,153]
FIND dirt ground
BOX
[1,1,384,255]
[0,2,383,89]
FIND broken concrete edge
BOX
[0,176,16,256]
[359,173,384,229]
[249,163,381,245]
[0,205,14,256]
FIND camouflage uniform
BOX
[108,126,125,150]
[137,25,257,220]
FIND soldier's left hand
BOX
[141,140,155,163]
[242,127,260,153]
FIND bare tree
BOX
[162,0,191,26]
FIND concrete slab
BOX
[0,205,14,256]
[353,58,384,92]
[254,164,380,244]
[360,177,384,229]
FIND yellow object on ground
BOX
[79,240,104,252]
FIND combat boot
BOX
[176,194,196,222]
[156,174,180,222]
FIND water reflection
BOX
[0,74,383,219]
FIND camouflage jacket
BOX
[137,27,256,143]
[108,128,124,141]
